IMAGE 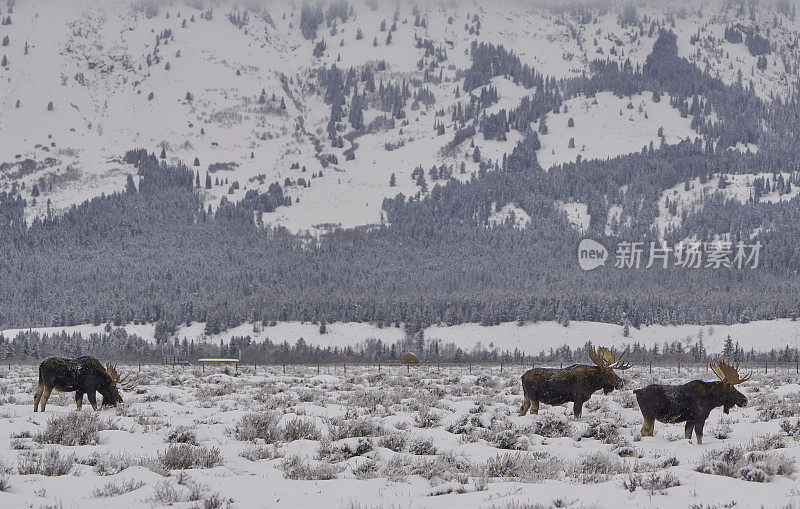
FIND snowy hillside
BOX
[4,0,793,233]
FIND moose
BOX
[520,346,632,418]
[634,360,749,444]
[34,356,135,412]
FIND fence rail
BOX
[4,359,800,377]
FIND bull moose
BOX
[520,346,632,418]
[34,356,135,412]
[634,360,749,444]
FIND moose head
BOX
[588,346,632,393]
[710,360,750,413]
[101,363,136,406]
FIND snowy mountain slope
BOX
[0,0,796,233]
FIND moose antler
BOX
[710,360,751,385]
[609,347,632,370]
[589,346,632,370]
[106,363,137,391]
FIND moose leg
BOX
[33,384,44,412]
[75,392,84,410]
[641,417,655,437]
[530,400,539,415]
[694,421,705,445]
[573,400,584,419]
[684,421,694,440]
[519,396,532,416]
[39,386,53,412]
[87,391,98,411]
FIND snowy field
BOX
[5,319,800,355]
[0,364,799,507]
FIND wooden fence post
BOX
[649,361,652,374]
[343,363,346,375]
[765,361,768,375]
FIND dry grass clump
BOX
[233,412,282,443]
[92,479,146,497]
[34,411,116,446]
[483,452,563,483]
[158,444,223,470]
[567,451,629,483]
[18,449,75,476]
[280,455,342,480]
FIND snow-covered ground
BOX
[5,319,800,355]
[0,363,799,507]
[538,92,694,170]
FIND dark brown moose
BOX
[634,360,749,444]
[34,356,135,412]
[520,346,632,418]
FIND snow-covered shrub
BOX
[320,438,373,462]
[749,434,786,451]
[346,389,386,410]
[621,472,680,494]
[297,389,320,403]
[352,457,381,480]
[612,390,637,409]
[326,416,383,440]
[377,433,406,452]
[92,479,146,498]
[0,459,10,491]
[488,429,529,450]
[614,445,642,458]
[581,418,621,444]
[633,456,679,473]
[167,426,198,445]
[713,417,733,440]
[283,417,322,442]
[584,397,610,413]
[409,437,437,455]
[148,480,183,505]
[382,452,474,485]
[527,413,572,438]
[18,449,74,476]
[780,418,800,439]
[754,392,800,421]
[233,412,282,443]
[34,411,115,446]
[158,444,222,470]
[696,446,795,482]
[239,445,282,462]
[568,451,628,483]
[446,413,485,435]
[281,455,341,480]
[92,453,134,476]
[413,408,443,428]
[483,452,563,482]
